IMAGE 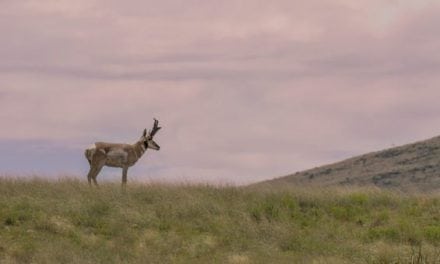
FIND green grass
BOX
[0,178,439,263]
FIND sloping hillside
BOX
[262,136,440,192]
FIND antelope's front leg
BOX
[122,167,128,186]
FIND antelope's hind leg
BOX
[87,167,93,185]
[91,160,105,186]
[87,164,104,186]
[87,151,106,186]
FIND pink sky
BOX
[1,0,440,184]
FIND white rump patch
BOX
[86,143,104,154]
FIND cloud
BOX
[1,0,440,184]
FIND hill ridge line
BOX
[260,135,440,192]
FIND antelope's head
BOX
[141,119,162,151]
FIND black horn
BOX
[149,118,162,137]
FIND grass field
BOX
[0,178,439,263]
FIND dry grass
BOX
[264,135,440,192]
[0,178,439,263]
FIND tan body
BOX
[87,142,145,167]
[85,119,161,186]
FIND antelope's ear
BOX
[142,129,147,137]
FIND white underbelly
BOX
[105,149,128,167]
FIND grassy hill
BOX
[0,178,439,263]
[262,136,440,192]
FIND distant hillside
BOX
[262,136,440,192]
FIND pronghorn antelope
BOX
[85,119,161,186]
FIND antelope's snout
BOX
[149,140,161,151]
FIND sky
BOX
[1,0,440,185]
